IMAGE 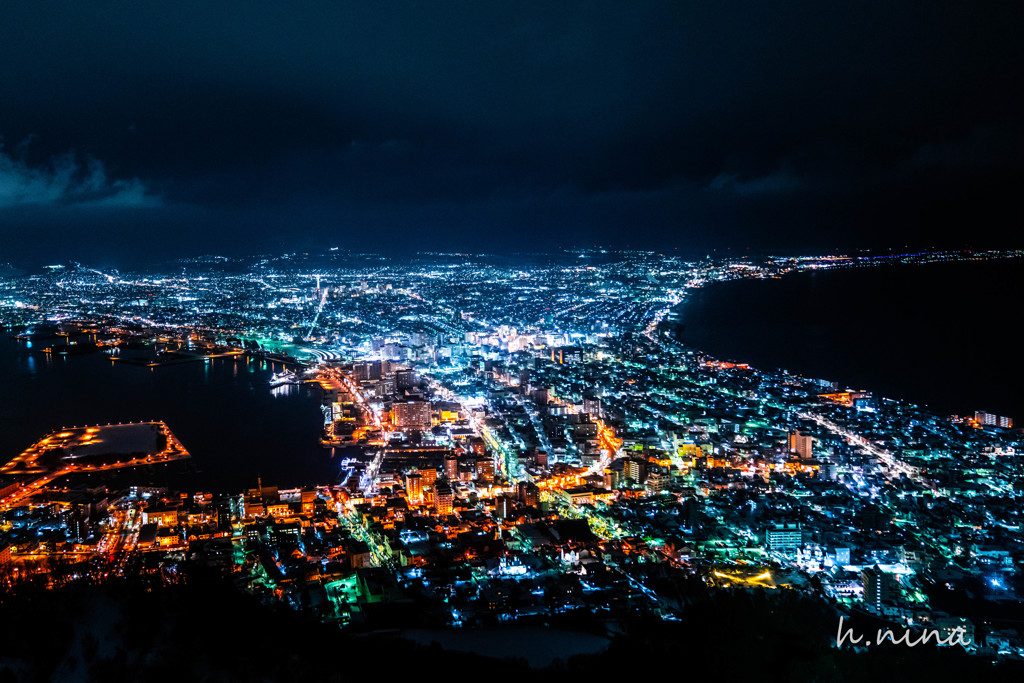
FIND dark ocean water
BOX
[674,258,1023,421]
[0,336,352,493]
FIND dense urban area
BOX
[2,248,1024,677]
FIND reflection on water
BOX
[0,335,352,493]
[270,383,300,399]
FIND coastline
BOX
[661,257,1024,422]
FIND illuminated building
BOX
[975,411,1013,429]
[495,494,514,519]
[518,369,531,394]
[405,472,423,504]
[765,522,802,555]
[143,506,180,527]
[419,467,438,486]
[434,480,453,516]
[244,496,266,519]
[818,391,871,408]
[444,453,459,480]
[517,481,540,507]
[623,458,646,484]
[861,564,897,610]
[534,449,548,469]
[393,400,431,430]
[354,360,382,381]
[395,368,417,392]
[551,346,583,364]
[476,457,495,482]
[645,466,669,492]
[300,488,317,515]
[789,430,813,459]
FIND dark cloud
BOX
[0,0,1022,265]
[0,146,159,209]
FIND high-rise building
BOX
[354,360,382,381]
[476,457,495,482]
[765,522,802,555]
[434,481,453,516]
[393,400,431,430]
[645,466,669,492]
[534,449,548,469]
[789,430,813,459]
[551,346,583,364]
[395,368,418,392]
[405,472,423,504]
[300,488,317,515]
[975,411,1013,429]
[861,564,897,610]
[495,494,515,520]
[518,370,531,395]
[419,467,438,487]
[623,458,646,484]
[517,481,540,507]
[444,453,459,480]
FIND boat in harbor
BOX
[269,370,298,387]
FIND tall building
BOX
[405,472,423,504]
[645,466,669,492]
[444,453,460,480]
[789,430,813,459]
[300,488,317,515]
[434,480,453,516]
[393,400,431,430]
[476,456,495,482]
[861,564,897,610]
[534,449,548,469]
[975,411,1013,429]
[517,481,540,507]
[583,395,602,419]
[623,458,646,484]
[551,346,583,364]
[395,368,418,392]
[419,467,438,486]
[765,522,802,555]
[354,360,382,381]
[495,494,515,519]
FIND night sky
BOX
[1,1,1022,267]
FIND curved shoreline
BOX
[658,258,1023,421]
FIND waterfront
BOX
[2,250,1024,673]
[0,335,348,493]
[674,258,1024,421]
